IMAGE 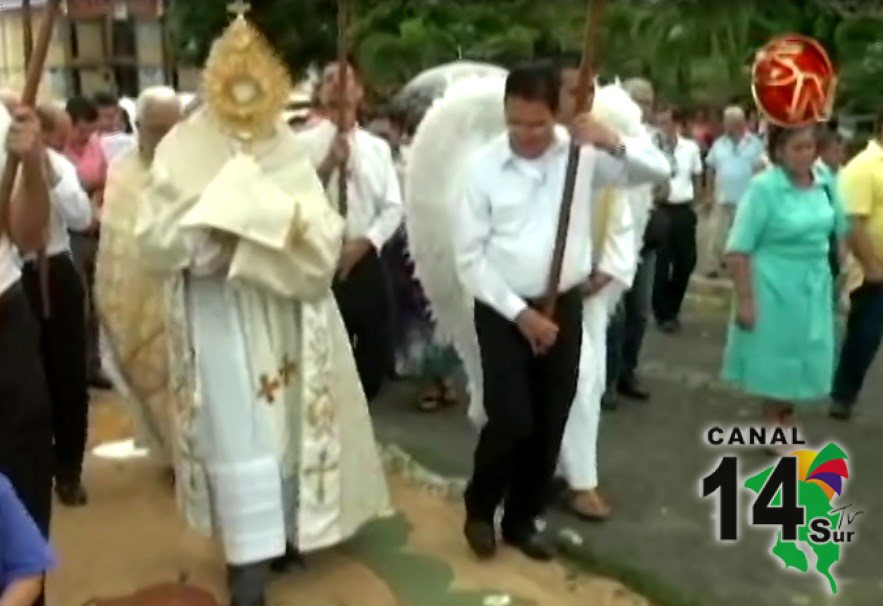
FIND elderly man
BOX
[704,106,765,277]
[604,77,658,407]
[95,87,182,465]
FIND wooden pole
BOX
[541,0,606,318]
[336,0,349,218]
[22,0,33,66]
[21,0,51,318]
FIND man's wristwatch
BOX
[605,140,627,158]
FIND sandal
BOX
[568,488,612,522]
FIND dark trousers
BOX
[465,288,583,537]
[70,231,101,379]
[0,282,53,606]
[831,282,883,408]
[21,254,89,483]
[608,250,655,386]
[333,249,394,401]
[652,204,697,323]
[227,562,270,606]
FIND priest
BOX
[133,12,390,606]
[95,86,182,467]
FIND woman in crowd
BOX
[722,125,850,453]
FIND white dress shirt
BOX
[626,124,657,252]
[21,150,92,261]
[0,237,19,295]
[456,127,669,321]
[295,119,403,251]
[665,136,703,203]
[100,132,137,164]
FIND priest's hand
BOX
[515,308,559,355]
[337,237,373,281]
[6,107,44,166]
[573,113,620,151]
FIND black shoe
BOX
[600,391,618,411]
[618,377,649,401]
[829,402,852,421]
[56,479,88,507]
[502,530,556,561]
[463,518,496,559]
[658,320,679,334]
[270,544,305,573]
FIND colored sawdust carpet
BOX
[47,395,651,606]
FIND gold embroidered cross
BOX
[257,373,280,404]
[278,354,297,386]
[307,398,335,438]
[305,449,338,504]
[227,0,251,17]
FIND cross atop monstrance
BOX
[227,0,251,18]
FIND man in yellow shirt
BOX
[831,115,883,420]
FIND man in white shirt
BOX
[19,103,95,507]
[295,62,403,401]
[0,100,55,606]
[457,62,668,561]
[650,105,704,332]
[605,77,658,406]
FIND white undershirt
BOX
[21,150,92,261]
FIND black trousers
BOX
[21,254,89,483]
[608,250,655,387]
[465,288,583,537]
[652,204,697,324]
[69,231,101,379]
[333,249,394,401]
[0,282,52,606]
[832,282,883,408]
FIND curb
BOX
[378,443,704,606]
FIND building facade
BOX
[0,0,192,100]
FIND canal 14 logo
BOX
[700,428,863,594]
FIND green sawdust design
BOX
[344,514,534,606]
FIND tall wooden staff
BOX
[336,0,350,217]
[0,0,62,241]
[541,0,607,317]
[21,0,51,318]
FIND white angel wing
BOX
[404,75,507,426]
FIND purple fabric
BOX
[0,474,55,593]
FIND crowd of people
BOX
[0,12,881,606]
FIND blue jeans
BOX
[831,282,883,407]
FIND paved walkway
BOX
[371,301,883,606]
[50,399,649,606]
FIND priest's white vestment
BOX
[134,109,391,565]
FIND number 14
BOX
[702,456,806,541]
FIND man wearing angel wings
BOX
[405,60,667,561]
[131,12,389,606]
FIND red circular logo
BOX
[751,34,837,128]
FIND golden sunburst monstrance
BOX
[201,4,293,140]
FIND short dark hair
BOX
[93,91,118,108]
[767,125,815,164]
[553,51,581,72]
[65,96,98,124]
[816,126,843,151]
[504,61,561,113]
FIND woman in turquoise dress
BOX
[722,126,850,447]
